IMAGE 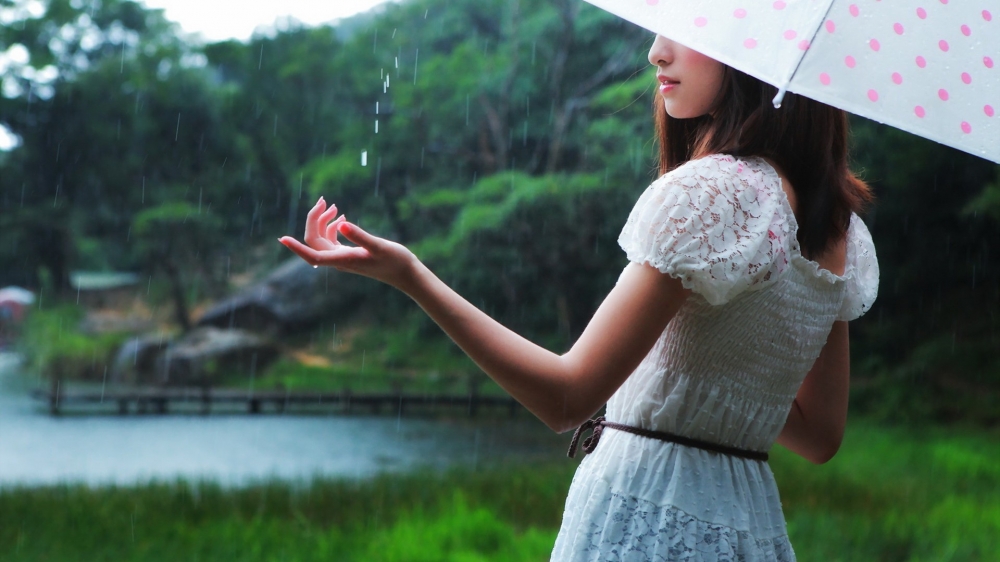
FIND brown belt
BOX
[567,416,769,462]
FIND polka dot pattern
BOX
[581,0,999,162]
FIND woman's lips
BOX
[657,75,678,93]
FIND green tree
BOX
[132,202,223,331]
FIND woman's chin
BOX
[662,100,708,120]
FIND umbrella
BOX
[0,287,35,306]
[583,0,999,163]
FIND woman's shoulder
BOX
[620,154,793,306]
[655,153,783,212]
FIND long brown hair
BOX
[655,65,873,258]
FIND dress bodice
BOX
[610,154,878,451]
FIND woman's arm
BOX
[279,199,690,433]
[776,321,850,464]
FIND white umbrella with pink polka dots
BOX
[585,0,999,163]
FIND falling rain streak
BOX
[413,49,419,85]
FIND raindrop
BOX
[373,28,378,53]
[313,265,318,269]
[392,28,396,39]
[258,44,264,69]
[376,101,379,115]
[361,151,368,166]
[174,113,181,141]
[375,120,379,134]
[413,48,419,85]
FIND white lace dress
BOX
[550,154,879,561]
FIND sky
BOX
[141,0,392,42]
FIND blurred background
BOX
[0,0,998,560]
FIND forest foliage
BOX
[1,0,998,424]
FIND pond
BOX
[0,353,566,487]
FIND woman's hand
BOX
[278,197,417,289]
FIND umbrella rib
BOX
[772,0,837,108]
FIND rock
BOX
[111,333,172,384]
[197,258,369,334]
[153,327,279,386]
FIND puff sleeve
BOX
[617,155,790,306]
[836,214,879,321]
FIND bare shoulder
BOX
[815,235,848,277]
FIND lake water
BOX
[0,353,566,487]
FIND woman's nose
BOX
[648,35,674,67]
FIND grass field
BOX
[1,417,997,561]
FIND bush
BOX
[16,305,129,382]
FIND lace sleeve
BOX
[837,214,879,321]
[617,155,790,306]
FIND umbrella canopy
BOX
[0,286,36,306]
[584,0,999,163]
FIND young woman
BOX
[280,35,878,561]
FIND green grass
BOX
[772,420,1000,561]
[248,358,509,397]
[239,318,510,397]
[1,418,997,561]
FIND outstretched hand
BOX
[278,197,417,289]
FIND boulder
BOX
[153,327,279,386]
[197,258,369,334]
[111,333,172,384]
